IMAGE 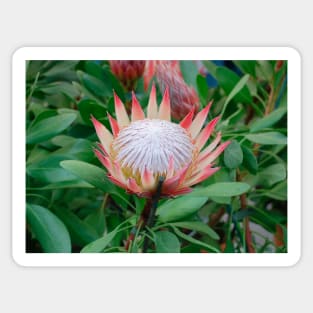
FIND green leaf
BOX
[27,155,79,184]
[77,70,112,99]
[27,113,77,144]
[196,74,209,102]
[157,196,208,223]
[26,146,50,164]
[42,61,78,77]
[180,60,198,89]
[218,72,251,119]
[216,67,251,104]
[31,180,94,190]
[257,61,274,81]
[263,181,287,201]
[191,182,250,198]
[60,160,132,207]
[172,226,220,252]
[30,110,57,127]
[38,81,80,99]
[84,208,106,237]
[54,208,99,246]
[259,163,286,187]
[234,61,257,77]
[223,140,243,169]
[202,60,218,79]
[27,139,94,184]
[134,197,146,215]
[83,62,125,101]
[81,232,117,253]
[242,146,258,175]
[169,221,219,240]
[246,132,287,145]
[26,204,71,253]
[210,196,231,204]
[78,99,107,126]
[51,138,94,161]
[80,222,123,253]
[155,231,181,253]
[250,107,287,133]
[51,135,76,147]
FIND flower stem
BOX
[142,176,165,253]
[237,170,255,253]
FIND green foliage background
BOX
[26,60,287,253]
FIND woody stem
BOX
[142,176,165,253]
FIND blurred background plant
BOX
[26,59,287,253]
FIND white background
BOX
[1,1,310,312]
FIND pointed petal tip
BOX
[189,101,213,138]
[147,83,158,118]
[158,86,171,121]
[90,114,98,125]
[203,100,213,113]
[113,91,121,104]
[107,112,120,137]
[114,92,130,127]
[131,91,145,121]
[180,107,195,129]
[186,166,220,187]
[223,140,232,149]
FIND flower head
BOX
[92,84,230,198]
[109,60,146,91]
[144,61,200,120]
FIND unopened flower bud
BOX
[109,60,146,91]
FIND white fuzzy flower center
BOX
[112,119,193,175]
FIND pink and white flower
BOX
[92,84,230,198]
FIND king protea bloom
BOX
[92,85,230,198]
[109,60,146,91]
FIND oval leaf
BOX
[157,196,208,223]
[60,160,132,207]
[246,132,287,145]
[242,146,258,175]
[26,204,71,252]
[180,60,199,89]
[27,113,77,144]
[250,107,287,133]
[78,99,106,126]
[78,71,112,99]
[224,140,243,169]
[259,163,286,187]
[81,230,118,253]
[170,221,219,240]
[216,67,252,104]
[191,182,250,198]
[264,181,287,201]
[54,208,99,246]
[155,231,180,253]
[172,226,220,253]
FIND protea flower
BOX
[109,60,146,91]
[144,61,200,120]
[92,84,230,198]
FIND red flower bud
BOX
[154,61,200,120]
[109,60,146,91]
